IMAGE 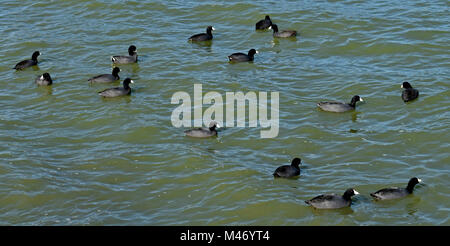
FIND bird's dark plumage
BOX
[228,49,258,62]
[111,45,138,64]
[401,82,419,102]
[370,177,422,200]
[255,15,272,30]
[189,26,215,41]
[89,67,121,83]
[98,78,134,97]
[14,51,40,70]
[269,24,297,38]
[273,158,301,178]
[317,95,363,113]
[184,121,220,138]
[305,188,359,209]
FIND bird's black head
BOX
[42,72,52,81]
[343,188,359,200]
[402,81,413,89]
[206,26,215,33]
[32,51,41,60]
[112,67,121,76]
[406,177,421,192]
[265,15,271,20]
[128,45,137,55]
[350,95,363,106]
[208,121,221,131]
[248,49,258,57]
[291,158,301,167]
[123,78,134,88]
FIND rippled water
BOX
[0,0,449,225]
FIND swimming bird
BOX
[317,95,363,113]
[370,177,422,200]
[88,67,121,83]
[185,121,220,138]
[228,49,258,62]
[273,158,301,178]
[35,73,52,86]
[188,26,215,42]
[111,45,138,64]
[305,188,359,209]
[14,51,41,70]
[269,24,297,38]
[255,15,272,30]
[401,82,419,102]
[98,78,134,98]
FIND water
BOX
[0,0,449,225]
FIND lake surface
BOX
[0,0,448,225]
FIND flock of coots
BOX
[273,158,421,209]
[14,45,137,98]
[13,15,422,210]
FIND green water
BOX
[0,0,449,225]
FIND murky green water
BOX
[0,0,449,225]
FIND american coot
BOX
[269,24,297,38]
[14,51,41,70]
[111,45,138,64]
[35,73,52,86]
[370,177,422,200]
[401,82,419,102]
[255,15,272,30]
[273,158,301,178]
[88,67,121,83]
[305,188,359,209]
[98,78,134,97]
[185,121,220,138]
[317,95,363,113]
[189,26,215,42]
[228,49,258,62]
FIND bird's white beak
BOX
[256,50,259,54]
[212,27,216,31]
[40,75,44,80]
[130,80,134,84]
[418,178,422,182]
[360,97,364,102]
[268,26,272,30]
[216,123,221,128]
[354,190,360,195]
[401,84,404,88]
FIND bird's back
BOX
[99,87,129,97]
[89,74,117,83]
[112,55,137,64]
[402,89,419,102]
[273,165,299,178]
[370,187,408,200]
[185,127,216,138]
[306,194,349,209]
[256,19,271,29]
[274,30,297,38]
[189,33,211,41]
[317,101,353,112]
[228,53,250,61]
[14,59,36,70]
